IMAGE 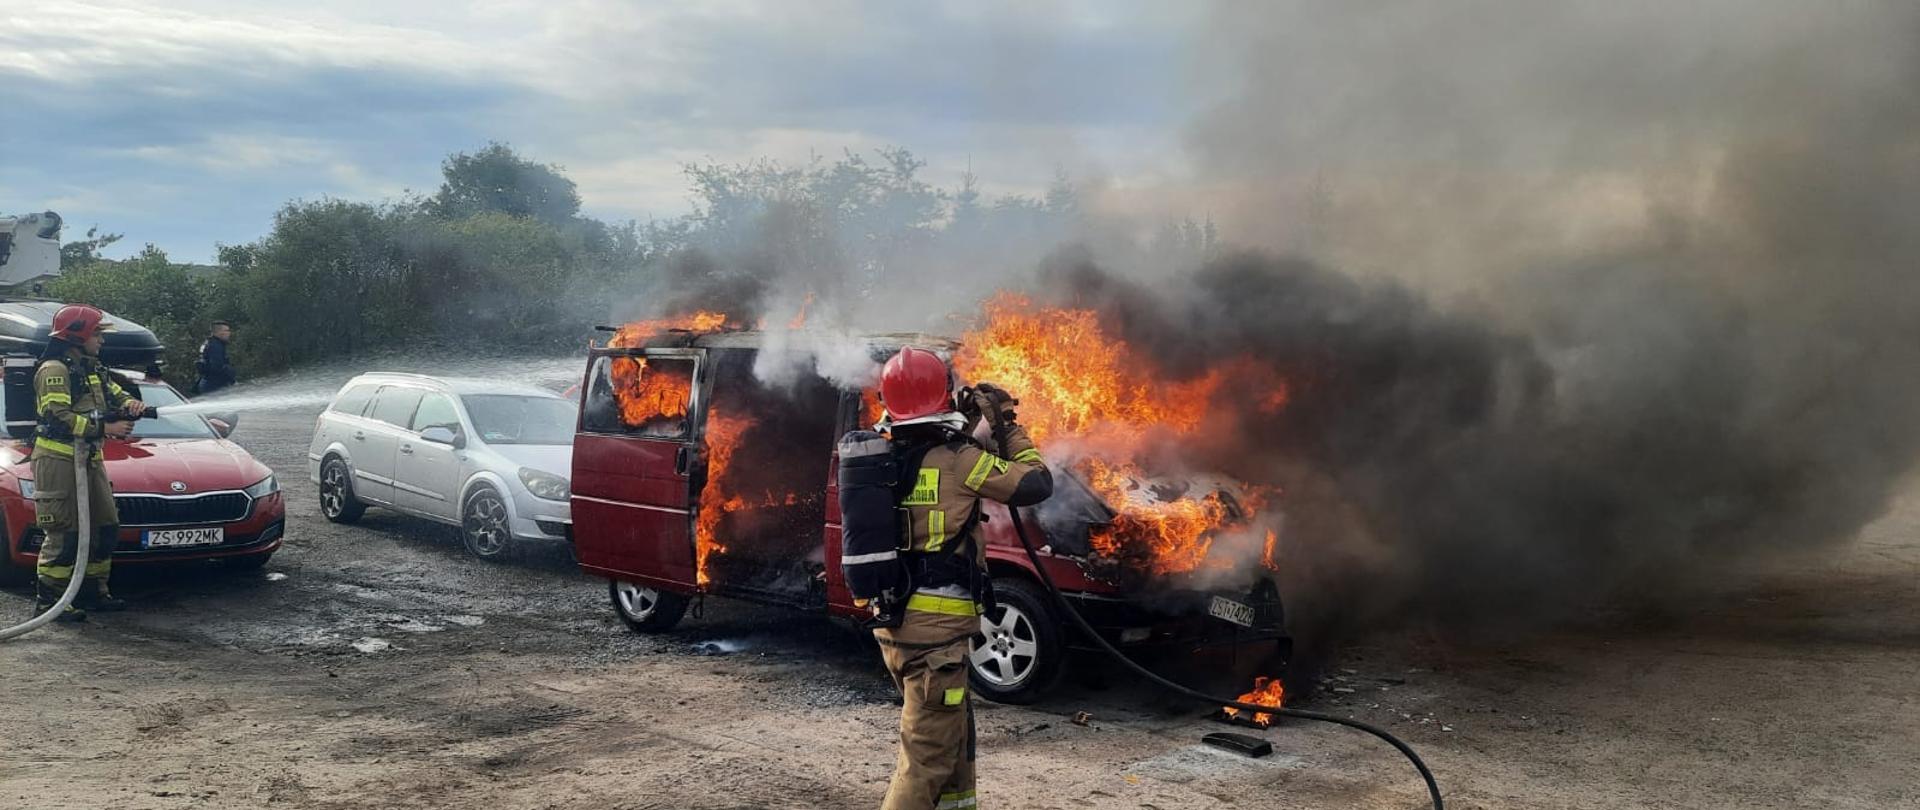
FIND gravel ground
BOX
[1,357,1915,809]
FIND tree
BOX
[59,226,122,271]
[427,142,582,224]
[48,244,211,385]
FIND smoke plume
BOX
[624,2,1920,636]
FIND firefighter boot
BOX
[34,580,87,623]
[78,579,128,612]
[75,526,126,612]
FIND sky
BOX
[1,1,1204,263]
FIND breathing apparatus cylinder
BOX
[0,438,94,641]
[836,430,912,628]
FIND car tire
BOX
[319,456,366,524]
[459,486,514,561]
[610,579,689,633]
[969,577,1068,705]
[224,550,274,570]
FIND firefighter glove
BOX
[972,382,1019,425]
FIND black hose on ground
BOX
[1005,507,1445,810]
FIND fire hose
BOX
[0,436,95,641]
[1003,507,1446,810]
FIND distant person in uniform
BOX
[195,321,235,395]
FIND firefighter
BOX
[31,305,145,620]
[870,346,1052,810]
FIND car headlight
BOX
[19,479,33,499]
[243,475,279,499]
[518,467,571,501]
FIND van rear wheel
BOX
[969,577,1066,704]
[610,580,689,633]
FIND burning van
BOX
[571,318,1288,703]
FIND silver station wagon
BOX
[307,373,575,558]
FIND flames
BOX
[954,293,1285,576]
[606,310,807,589]
[1221,676,1287,728]
[604,289,1289,584]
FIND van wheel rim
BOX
[615,581,659,620]
[464,491,509,556]
[321,463,347,517]
[970,603,1040,687]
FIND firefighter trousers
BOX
[30,451,119,593]
[875,601,979,810]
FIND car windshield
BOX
[462,394,574,445]
[128,382,218,440]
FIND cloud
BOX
[1,1,1202,261]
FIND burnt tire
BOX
[969,577,1067,705]
[459,486,513,561]
[319,457,366,524]
[610,579,689,633]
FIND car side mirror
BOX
[209,418,234,439]
[420,425,464,448]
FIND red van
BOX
[570,330,1285,703]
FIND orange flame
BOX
[953,293,1284,576]
[610,311,731,349]
[607,358,692,429]
[1222,676,1286,727]
[693,413,754,587]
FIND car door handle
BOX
[675,446,690,476]
[400,444,414,455]
[352,431,365,441]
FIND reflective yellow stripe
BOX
[925,509,947,552]
[1013,448,1042,465]
[36,562,73,580]
[904,593,977,616]
[84,560,111,577]
[903,468,939,506]
[38,392,71,407]
[71,414,90,436]
[35,437,75,457]
[965,453,996,490]
[936,790,978,810]
[943,687,966,706]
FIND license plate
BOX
[1209,595,1256,628]
[144,528,224,548]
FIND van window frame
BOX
[581,348,705,441]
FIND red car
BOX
[571,330,1285,703]
[0,301,285,581]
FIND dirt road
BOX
[2,363,1916,809]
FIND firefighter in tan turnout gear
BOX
[31,304,145,621]
[838,346,1053,810]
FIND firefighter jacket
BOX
[894,422,1050,606]
[32,348,132,461]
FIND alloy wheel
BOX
[970,602,1040,687]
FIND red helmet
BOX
[51,304,111,342]
[880,346,955,421]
